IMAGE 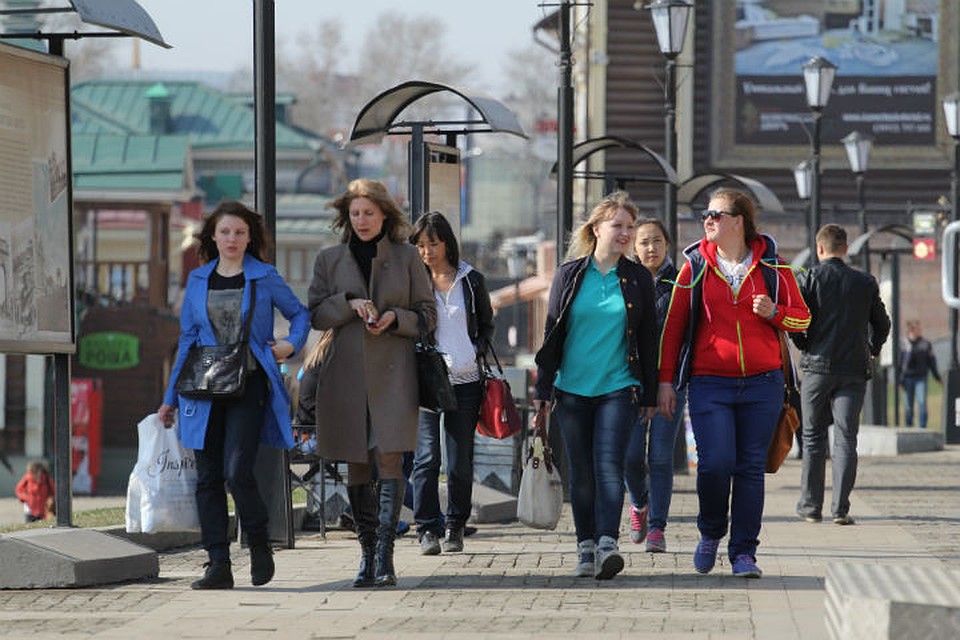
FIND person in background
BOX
[534,191,658,581]
[658,188,809,578]
[307,178,436,588]
[899,319,941,430]
[623,217,685,552]
[15,460,55,523]
[792,224,890,527]
[409,212,494,556]
[158,200,310,590]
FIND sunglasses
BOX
[700,209,735,221]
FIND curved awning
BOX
[549,136,680,185]
[792,224,913,268]
[0,0,169,48]
[677,173,784,215]
[347,80,526,146]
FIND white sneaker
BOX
[572,540,595,577]
[594,535,624,580]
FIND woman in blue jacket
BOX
[158,201,309,590]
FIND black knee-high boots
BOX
[374,478,404,587]
[346,483,378,588]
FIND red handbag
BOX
[476,346,523,439]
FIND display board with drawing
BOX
[0,42,73,354]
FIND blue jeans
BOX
[624,388,686,531]
[194,369,270,562]
[901,375,929,428]
[412,381,484,535]
[554,386,637,543]
[688,371,783,561]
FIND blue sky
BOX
[134,0,551,93]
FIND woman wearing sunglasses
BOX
[657,188,809,579]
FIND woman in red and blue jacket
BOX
[658,188,809,579]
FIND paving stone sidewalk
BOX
[0,446,957,639]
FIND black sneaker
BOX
[442,527,464,553]
[191,560,234,590]
[250,544,275,586]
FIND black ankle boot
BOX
[374,479,404,587]
[191,560,234,590]
[347,483,378,588]
[249,544,275,586]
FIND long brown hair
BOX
[195,200,272,264]
[328,178,411,243]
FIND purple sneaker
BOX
[731,554,762,578]
[693,536,720,574]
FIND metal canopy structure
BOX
[347,80,526,146]
[791,224,913,269]
[548,135,680,187]
[0,0,169,49]
[677,173,785,215]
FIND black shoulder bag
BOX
[415,310,458,412]
[175,281,257,399]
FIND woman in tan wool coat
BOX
[307,178,436,588]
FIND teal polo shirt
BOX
[554,258,640,397]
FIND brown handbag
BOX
[766,331,801,473]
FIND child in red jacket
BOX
[15,461,55,523]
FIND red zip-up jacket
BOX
[659,235,809,384]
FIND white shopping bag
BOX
[516,416,563,530]
[125,413,200,533]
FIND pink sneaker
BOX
[645,528,666,553]
[629,504,648,544]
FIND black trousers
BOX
[194,369,269,562]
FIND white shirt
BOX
[435,276,481,384]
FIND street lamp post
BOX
[801,56,837,265]
[641,0,693,263]
[943,93,960,374]
[793,159,813,258]
[841,131,873,271]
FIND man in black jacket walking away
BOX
[792,224,891,526]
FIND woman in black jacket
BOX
[409,212,495,555]
[534,191,658,580]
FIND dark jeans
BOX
[412,380,484,535]
[901,375,929,429]
[194,369,269,562]
[797,372,866,519]
[688,371,782,561]
[554,386,637,543]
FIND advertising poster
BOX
[0,42,73,353]
[712,1,959,168]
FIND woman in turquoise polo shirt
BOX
[534,191,658,580]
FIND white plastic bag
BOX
[516,418,563,530]
[125,413,200,533]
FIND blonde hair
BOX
[328,178,411,243]
[566,191,639,260]
[303,330,332,369]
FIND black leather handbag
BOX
[175,281,256,400]
[415,311,457,412]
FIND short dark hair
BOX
[196,200,272,264]
[409,211,460,268]
[635,216,672,246]
[816,224,848,254]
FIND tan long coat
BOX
[307,238,436,461]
